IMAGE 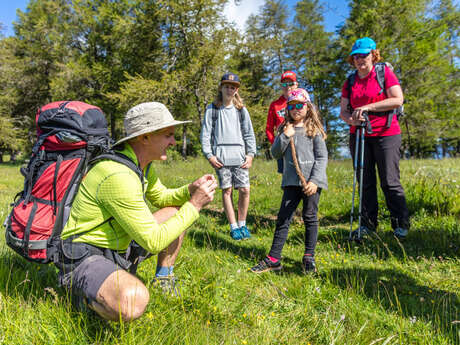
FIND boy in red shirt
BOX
[266,71,298,172]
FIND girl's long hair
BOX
[279,102,327,140]
[212,84,244,110]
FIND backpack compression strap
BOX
[375,62,401,128]
[374,62,386,95]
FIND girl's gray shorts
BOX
[215,166,250,189]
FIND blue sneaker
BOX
[230,228,243,240]
[239,225,251,239]
[394,227,408,239]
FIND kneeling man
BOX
[57,102,217,321]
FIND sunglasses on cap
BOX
[281,81,295,88]
[353,53,370,59]
[287,103,306,110]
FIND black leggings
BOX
[349,133,410,230]
[268,186,321,260]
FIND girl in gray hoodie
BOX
[251,88,328,274]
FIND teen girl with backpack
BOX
[251,88,328,274]
[200,73,257,240]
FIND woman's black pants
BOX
[349,133,410,230]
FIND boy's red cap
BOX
[281,71,297,82]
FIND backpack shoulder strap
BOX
[346,71,357,112]
[89,152,148,190]
[51,152,151,251]
[210,103,218,147]
[238,107,245,133]
[374,62,386,95]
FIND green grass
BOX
[0,157,459,344]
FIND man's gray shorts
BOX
[215,166,250,189]
[58,255,121,305]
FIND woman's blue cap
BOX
[350,37,376,55]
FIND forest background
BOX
[0,0,458,162]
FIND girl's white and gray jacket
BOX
[200,104,256,167]
[271,128,328,190]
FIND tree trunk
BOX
[181,125,187,158]
[10,151,18,162]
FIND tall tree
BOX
[109,0,232,156]
[0,37,25,160]
[339,0,458,157]
[433,0,460,157]
[287,0,342,157]
[12,0,74,144]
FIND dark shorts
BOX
[58,255,121,304]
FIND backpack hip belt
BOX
[55,237,148,275]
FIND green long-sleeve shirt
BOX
[61,144,199,254]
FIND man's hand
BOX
[188,174,216,195]
[283,122,295,137]
[240,155,253,169]
[189,178,218,212]
[303,181,318,196]
[208,156,223,169]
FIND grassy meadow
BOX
[0,156,458,345]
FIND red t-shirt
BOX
[266,95,287,144]
[342,65,401,137]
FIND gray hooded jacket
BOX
[201,104,256,166]
[271,128,328,189]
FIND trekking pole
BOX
[348,127,361,240]
[349,111,371,241]
[356,124,366,239]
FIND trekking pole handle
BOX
[361,111,373,134]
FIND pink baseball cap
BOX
[287,88,310,103]
[280,71,297,82]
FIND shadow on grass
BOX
[188,227,313,277]
[0,253,56,297]
[323,267,460,344]
[201,208,277,233]
[188,227,268,262]
[320,225,460,260]
[0,252,114,337]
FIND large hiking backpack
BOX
[347,62,404,128]
[4,101,114,264]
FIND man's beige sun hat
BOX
[114,102,191,147]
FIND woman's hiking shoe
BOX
[394,227,408,239]
[230,228,243,240]
[152,275,181,297]
[250,257,282,273]
[302,255,317,274]
[239,225,251,239]
[350,225,372,241]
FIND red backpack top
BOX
[4,101,112,264]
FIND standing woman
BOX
[339,37,410,239]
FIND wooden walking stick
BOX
[290,138,309,194]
